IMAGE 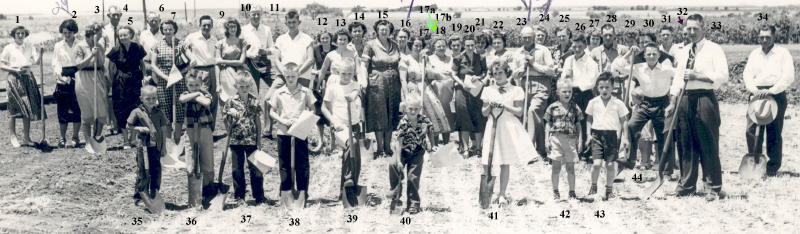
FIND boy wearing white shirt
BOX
[743,25,795,176]
[561,35,599,153]
[585,73,628,200]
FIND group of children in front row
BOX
[127,56,630,212]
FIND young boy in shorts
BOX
[584,72,629,200]
[544,78,584,200]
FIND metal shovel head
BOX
[86,137,107,154]
[10,137,21,148]
[166,136,186,159]
[739,153,768,180]
[161,152,187,169]
[643,176,665,200]
[139,191,165,214]
[187,172,203,208]
[342,185,368,208]
[280,189,306,210]
[35,140,53,153]
[209,184,230,211]
[479,174,496,209]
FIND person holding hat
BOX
[743,25,795,177]
[0,26,44,147]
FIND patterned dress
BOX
[398,54,450,134]
[1,42,44,120]
[217,39,248,103]
[153,38,187,123]
[363,39,401,132]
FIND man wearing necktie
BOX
[665,14,729,201]
[102,6,123,134]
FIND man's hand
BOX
[753,90,770,100]
[665,103,675,117]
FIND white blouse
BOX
[0,42,38,68]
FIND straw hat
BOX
[747,96,779,125]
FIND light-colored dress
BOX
[217,39,249,103]
[153,38,187,123]
[427,53,455,127]
[74,41,109,120]
[480,84,537,169]
[399,54,451,134]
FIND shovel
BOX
[35,47,52,152]
[280,137,306,209]
[738,125,768,180]
[86,46,107,154]
[209,127,232,210]
[342,99,367,208]
[643,80,687,200]
[479,107,503,209]
[187,123,204,208]
[137,144,165,214]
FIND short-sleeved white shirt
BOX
[585,96,629,131]
[275,32,313,67]
[323,81,362,126]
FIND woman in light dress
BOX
[426,38,456,146]
[399,36,451,148]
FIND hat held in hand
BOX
[747,96,778,125]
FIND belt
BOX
[194,65,215,69]
[80,66,103,71]
[186,122,213,128]
[683,89,714,95]
[642,95,669,103]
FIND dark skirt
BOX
[5,71,44,120]
[364,72,401,132]
[54,80,81,123]
[112,70,143,129]
[452,86,486,132]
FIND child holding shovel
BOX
[127,86,169,206]
[180,72,215,208]
[222,73,265,205]
[390,90,432,215]
[320,62,364,196]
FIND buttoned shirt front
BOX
[274,32,313,67]
[139,29,162,61]
[512,44,555,77]
[612,58,675,98]
[52,40,84,76]
[268,86,316,135]
[185,31,218,66]
[585,96,629,131]
[670,39,729,95]
[591,43,629,72]
[561,53,600,91]
[743,45,795,94]
[241,23,275,58]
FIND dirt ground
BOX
[0,103,798,233]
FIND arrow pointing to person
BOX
[427,12,438,31]
[677,16,684,25]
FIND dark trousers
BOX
[135,146,162,197]
[231,145,265,201]
[572,88,594,148]
[245,57,273,89]
[746,89,787,175]
[278,135,310,191]
[674,90,722,192]
[526,76,555,158]
[389,145,425,208]
[340,124,364,191]
[627,96,673,173]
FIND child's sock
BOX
[605,186,615,200]
[553,190,560,200]
[589,184,598,195]
[568,190,577,199]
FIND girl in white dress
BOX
[480,60,538,205]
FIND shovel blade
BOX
[187,173,203,208]
[209,184,230,210]
[280,190,306,209]
[479,175,495,209]
[86,138,107,154]
[643,176,665,200]
[739,153,768,180]
[342,186,368,208]
[139,191,165,214]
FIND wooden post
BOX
[142,0,148,29]
[102,0,105,23]
[184,2,188,23]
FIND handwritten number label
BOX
[631,173,643,182]
[558,14,570,22]
[171,12,177,20]
[492,20,504,29]
[16,16,19,23]
[71,11,77,18]
[624,20,636,28]
[575,23,586,31]
[289,218,300,226]
[346,214,358,223]
[643,19,655,28]
[378,10,388,19]
[336,19,347,27]
[516,18,528,26]
[559,210,571,218]
[159,4,165,12]
[94,6,100,14]
[131,217,143,225]
[475,18,485,26]
[400,217,411,225]
[317,17,328,26]
[240,215,251,223]
[606,14,617,22]
[269,4,280,12]
[400,20,411,27]
[185,217,197,225]
[594,210,606,218]
[123,4,128,12]
[241,4,251,11]
[219,11,225,18]
[662,15,672,23]
[589,19,599,27]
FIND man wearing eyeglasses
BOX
[743,25,795,177]
[184,15,220,130]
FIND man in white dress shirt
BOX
[658,25,683,67]
[184,15,220,130]
[561,35,600,153]
[139,11,162,77]
[743,25,795,177]
[241,6,275,89]
[666,14,729,200]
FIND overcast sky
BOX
[6,0,798,15]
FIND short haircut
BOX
[687,14,704,25]
[140,85,157,96]
[644,42,660,51]
[84,23,102,38]
[589,30,603,44]
[224,18,241,37]
[595,72,613,87]
[759,24,776,35]
[198,15,213,25]
[600,24,615,33]
[333,28,352,42]
[283,62,299,72]
[285,10,300,20]
[160,20,179,34]
[462,34,476,43]
[118,25,136,37]
[400,91,423,111]
[59,19,79,33]
[660,25,674,33]
[10,26,29,38]
[556,78,573,90]
[348,22,367,33]
[490,60,512,77]
[641,32,657,43]
[448,34,462,48]
[557,27,573,39]
[571,34,587,45]
[373,19,395,35]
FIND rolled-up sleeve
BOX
[707,44,729,90]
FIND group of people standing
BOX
[1,9,793,213]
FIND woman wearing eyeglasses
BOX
[0,26,44,148]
